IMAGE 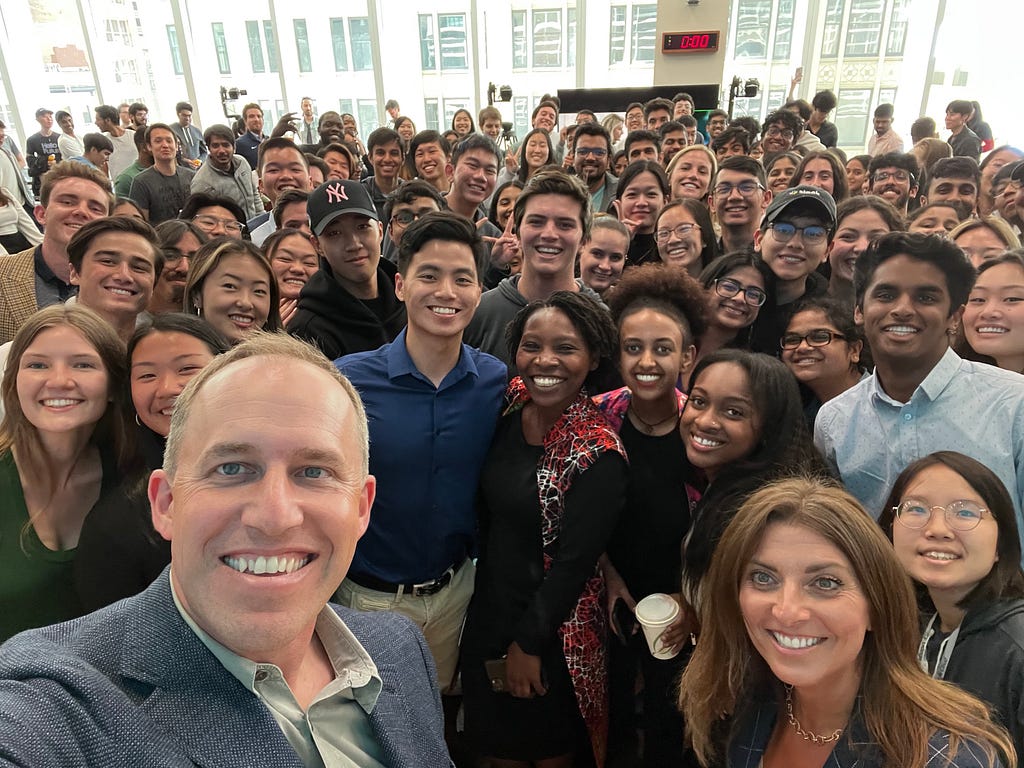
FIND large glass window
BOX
[836,88,872,145]
[212,22,230,74]
[263,21,278,73]
[567,8,577,68]
[424,98,439,130]
[774,0,795,61]
[246,20,265,73]
[166,25,183,76]
[845,0,883,57]
[439,14,468,70]
[294,19,311,73]
[734,0,771,59]
[609,6,626,65]
[821,0,846,59]
[631,5,657,63]
[512,11,527,69]
[532,9,562,68]
[357,100,379,135]
[443,99,470,130]
[419,14,435,70]
[350,18,372,72]
[514,96,529,141]
[330,18,348,71]
[886,0,910,56]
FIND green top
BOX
[0,450,105,642]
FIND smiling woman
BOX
[0,305,133,641]
[680,476,1015,768]
[184,238,282,345]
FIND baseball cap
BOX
[1009,161,1024,184]
[307,179,379,236]
[35,108,53,118]
[763,185,837,227]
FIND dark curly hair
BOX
[505,291,618,390]
[605,263,707,346]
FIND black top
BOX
[748,269,828,356]
[462,410,626,659]
[606,417,693,598]
[627,232,659,268]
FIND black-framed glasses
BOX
[193,214,245,234]
[391,210,426,226]
[655,223,698,242]
[769,222,829,245]
[714,278,767,307]
[713,180,763,197]
[765,126,795,140]
[575,147,608,158]
[894,499,990,531]
[780,329,846,350]
[872,170,912,184]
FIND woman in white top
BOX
[0,186,42,255]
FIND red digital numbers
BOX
[662,31,719,53]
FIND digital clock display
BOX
[662,31,721,53]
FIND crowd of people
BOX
[0,84,1023,768]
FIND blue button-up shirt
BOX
[815,348,1024,536]
[337,330,506,583]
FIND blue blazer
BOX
[0,570,452,767]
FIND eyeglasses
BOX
[714,278,767,307]
[993,180,1022,197]
[780,329,846,350]
[390,210,427,226]
[872,170,912,184]
[575,147,608,158]
[713,181,763,197]
[162,248,188,265]
[765,126,795,140]
[193,214,245,234]
[768,222,830,245]
[655,223,698,242]
[894,499,990,531]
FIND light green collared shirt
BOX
[171,577,387,768]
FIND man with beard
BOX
[920,156,980,214]
[867,103,904,156]
[297,96,317,145]
[993,161,1023,233]
[234,103,266,169]
[294,111,345,154]
[148,220,206,315]
[658,121,688,166]
[190,124,261,219]
[573,122,616,213]
[868,152,919,216]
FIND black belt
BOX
[349,559,464,597]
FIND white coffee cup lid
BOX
[636,593,679,624]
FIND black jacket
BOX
[934,598,1024,760]
[289,257,406,361]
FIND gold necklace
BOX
[627,404,679,434]
[784,685,843,745]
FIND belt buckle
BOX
[411,566,454,597]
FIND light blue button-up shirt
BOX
[815,348,1024,536]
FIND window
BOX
[631,4,657,63]
[246,21,265,73]
[845,0,883,57]
[567,8,576,68]
[294,19,311,73]
[350,18,372,71]
[439,14,467,70]
[734,0,771,59]
[212,22,230,74]
[732,93,763,120]
[532,10,562,68]
[773,0,795,61]
[419,14,436,70]
[609,6,626,65]
[424,98,439,130]
[338,99,354,120]
[105,19,131,45]
[766,89,786,113]
[836,88,872,146]
[514,96,529,141]
[512,11,527,69]
[443,99,470,131]
[166,25,183,75]
[357,100,379,135]
[330,18,348,71]
[821,0,845,58]
[952,69,969,87]
[886,0,910,56]
[264,21,279,73]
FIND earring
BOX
[135,413,142,426]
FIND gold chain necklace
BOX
[784,685,844,745]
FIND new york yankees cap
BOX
[307,179,379,236]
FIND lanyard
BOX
[917,613,961,679]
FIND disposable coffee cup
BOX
[635,593,681,660]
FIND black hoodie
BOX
[289,258,406,361]
[927,598,1024,759]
